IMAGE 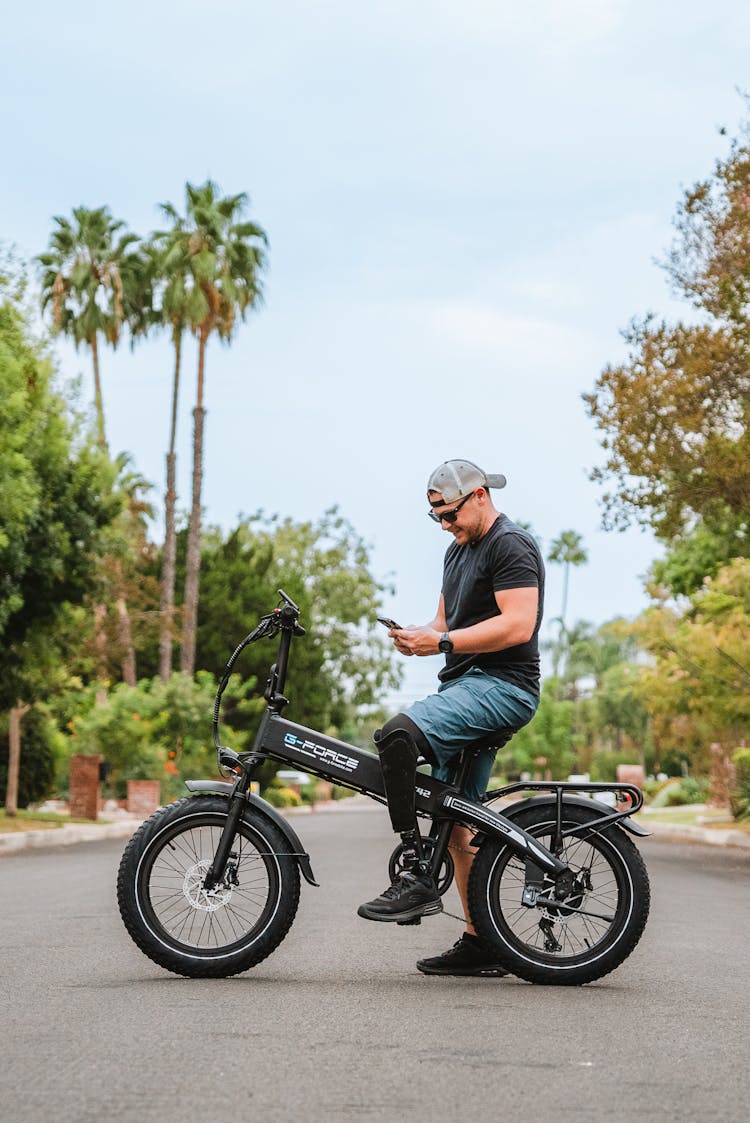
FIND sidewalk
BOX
[634,817,750,849]
[0,795,377,856]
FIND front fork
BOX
[202,757,263,892]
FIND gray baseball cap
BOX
[426,459,507,503]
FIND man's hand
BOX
[392,625,442,657]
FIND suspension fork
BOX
[202,758,262,891]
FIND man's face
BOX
[428,489,485,545]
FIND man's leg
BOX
[357,714,443,923]
[448,823,480,937]
[417,743,509,976]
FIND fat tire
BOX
[117,795,300,978]
[468,803,650,986]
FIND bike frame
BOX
[199,592,645,896]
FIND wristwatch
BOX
[438,631,454,654]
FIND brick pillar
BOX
[708,743,735,810]
[69,754,102,821]
[127,780,161,817]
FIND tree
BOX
[0,270,121,810]
[632,558,750,764]
[37,205,140,448]
[547,530,588,678]
[140,210,195,681]
[584,318,750,538]
[156,182,268,675]
[151,509,402,736]
[584,112,750,541]
[650,510,749,598]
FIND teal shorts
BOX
[404,667,538,802]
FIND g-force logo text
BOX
[284,733,359,774]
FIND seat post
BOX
[453,746,481,795]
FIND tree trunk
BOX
[5,702,31,817]
[159,329,182,682]
[94,602,109,705]
[114,559,137,686]
[181,330,208,676]
[90,335,107,450]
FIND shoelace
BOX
[382,872,417,899]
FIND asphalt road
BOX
[1,804,749,1123]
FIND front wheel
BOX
[117,796,300,978]
[468,803,650,985]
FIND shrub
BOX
[263,786,301,808]
[650,776,709,808]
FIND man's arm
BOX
[393,587,537,657]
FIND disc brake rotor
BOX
[183,860,233,912]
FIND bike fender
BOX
[501,794,652,836]
[184,780,319,885]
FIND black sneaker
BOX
[357,871,443,923]
[416,933,509,977]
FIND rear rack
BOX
[483,779,644,839]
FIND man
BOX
[357,459,545,977]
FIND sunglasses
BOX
[428,491,476,524]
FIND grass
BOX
[0,809,105,833]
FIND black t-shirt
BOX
[439,514,545,697]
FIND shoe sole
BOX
[357,899,444,923]
[416,964,508,977]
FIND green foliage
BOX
[633,558,750,753]
[647,776,709,807]
[151,182,267,343]
[0,273,121,710]
[650,512,749,598]
[37,206,141,446]
[61,672,259,802]
[37,206,140,345]
[497,680,576,780]
[142,509,401,736]
[263,786,302,808]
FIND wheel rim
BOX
[137,814,281,957]
[487,820,631,966]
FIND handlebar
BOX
[212,590,305,770]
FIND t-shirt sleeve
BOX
[491,533,540,592]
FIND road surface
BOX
[1,804,748,1122]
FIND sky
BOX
[3,1,749,708]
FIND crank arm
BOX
[534,896,615,923]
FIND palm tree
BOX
[135,222,191,680]
[37,206,140,448]
[548,530,588,679]
[161,181,267,674]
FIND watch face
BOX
[439,635,453,653]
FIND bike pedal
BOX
[397,916,422,926]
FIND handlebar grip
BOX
[277,588,300,614]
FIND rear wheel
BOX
[117,796,300,978]
[468,803,650,985]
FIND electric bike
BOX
[117,591,651,984]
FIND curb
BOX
[4,799,748,855]
[636,818,750,850]
[0,796,376,856]
[0,819,145,854]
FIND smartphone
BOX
[377,616,402,630]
